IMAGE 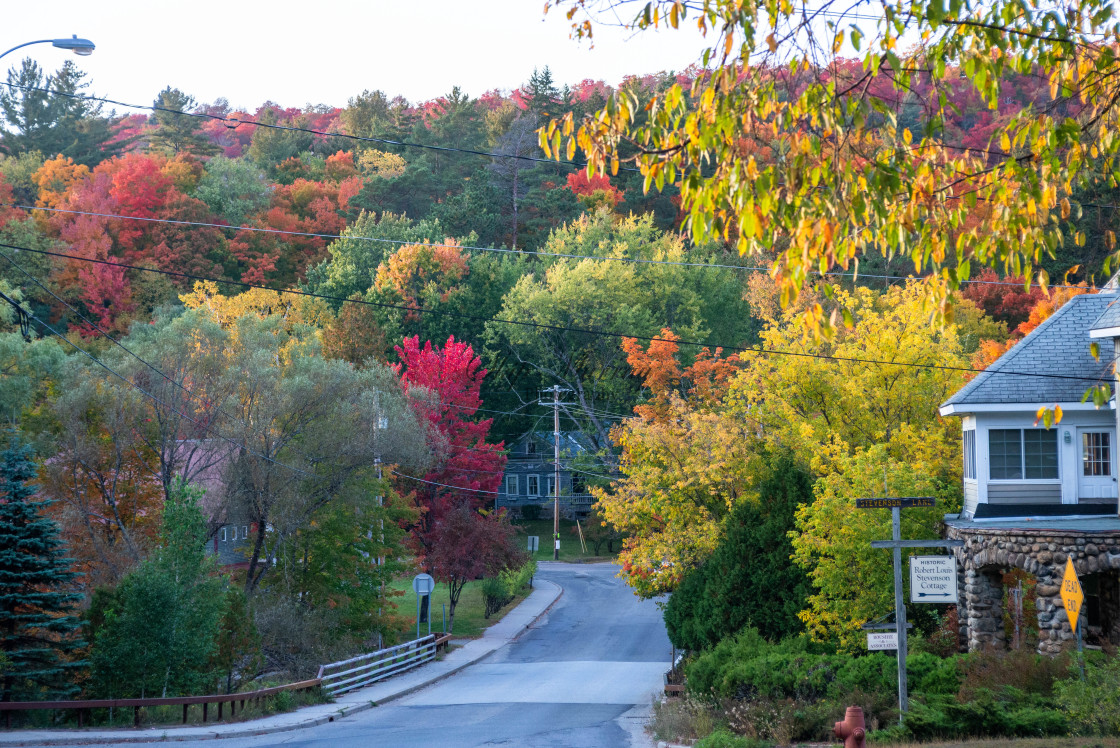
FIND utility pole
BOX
[553,385,561,561]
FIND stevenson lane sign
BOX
[855,497,936,509]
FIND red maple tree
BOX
[393,335,506,559]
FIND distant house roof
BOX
[514,431,593,455]
[941,292,1117,412]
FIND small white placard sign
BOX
[867,632,898,650]
[910,555,958,604]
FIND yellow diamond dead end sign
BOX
[1061,556,1084,633]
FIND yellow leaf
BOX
[1060,197,1070,219]
[1000,132,1011,152]
[766,33,778,53]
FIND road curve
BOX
[221,562,672,748]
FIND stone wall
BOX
[947,524,1120,654]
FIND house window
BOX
[221,527,228,542]
[526,441,536,456]
[506,475,519,495]
[527,475,540,496]
[241,525,249,539]
[1023,430,1059,478]
[1083,432,1112,476]
[989,428,1058,480]
[546,476,556,497]
[963,430,976,480]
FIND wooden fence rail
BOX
[0,678,321,729]
[317,633,452,696]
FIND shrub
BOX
[521,504,542,521]
[904,690,1067,739]
[1055,654,1120,735]
[686,628,959,703]
[482,559,538,619]
[649,697,719,742]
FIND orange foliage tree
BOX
[374,239,469,319]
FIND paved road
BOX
[219,564,669,748]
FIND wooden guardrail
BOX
[0,678,322,729]
[317,633,452,696]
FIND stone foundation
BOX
[947,524,1120,654]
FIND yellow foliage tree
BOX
[180,281,334,332]
[733,283,971,647]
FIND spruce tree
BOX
[0,436,84,701]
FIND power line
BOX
[3,240,1111,385]
[0,80,629,171]
[387,467,499,495]
[1,203,1098,289]
[2,203,765,274]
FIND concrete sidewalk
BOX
[0,579,563,746]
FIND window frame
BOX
[988,428,1059,481]
[221,527,228,542]
[527,475,540,496]
[505,475,519,496]
[963,430,976,480]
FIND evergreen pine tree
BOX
[148,87,220,157]
[664,451,814,650]
[0,435,84,701]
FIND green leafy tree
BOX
[302,211,474,304]
[89,481,226,698]
[0,334,65,439]
[195,156,271,226]
[0,435,84,701]
[211,587,261,694]
[0,150,44,204]
[0,218,64,323]
[663,451,812,650]
[485,210,754,453]
[246,108,313,173]
[264,478,412,643]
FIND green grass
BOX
[386,575,530,639]
[511,518,617,563]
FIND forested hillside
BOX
[0,48,1107,712]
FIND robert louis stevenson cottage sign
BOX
[909,556,958,604]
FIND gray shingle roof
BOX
[942,293,1117,408]
[1091,297,1120,332]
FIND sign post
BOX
[858,497,963,717]
[412,573,435,639]
[1060,557,1085,656]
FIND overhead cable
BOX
[2,240,1112,385]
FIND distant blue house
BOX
[496,431,595,518]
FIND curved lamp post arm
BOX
[0,36,95,63]
[0,40,55,62]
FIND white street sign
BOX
[867,632,898,650]
[412,573,435,596]
[909,555,958,604]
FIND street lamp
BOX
[0,36,96,63]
